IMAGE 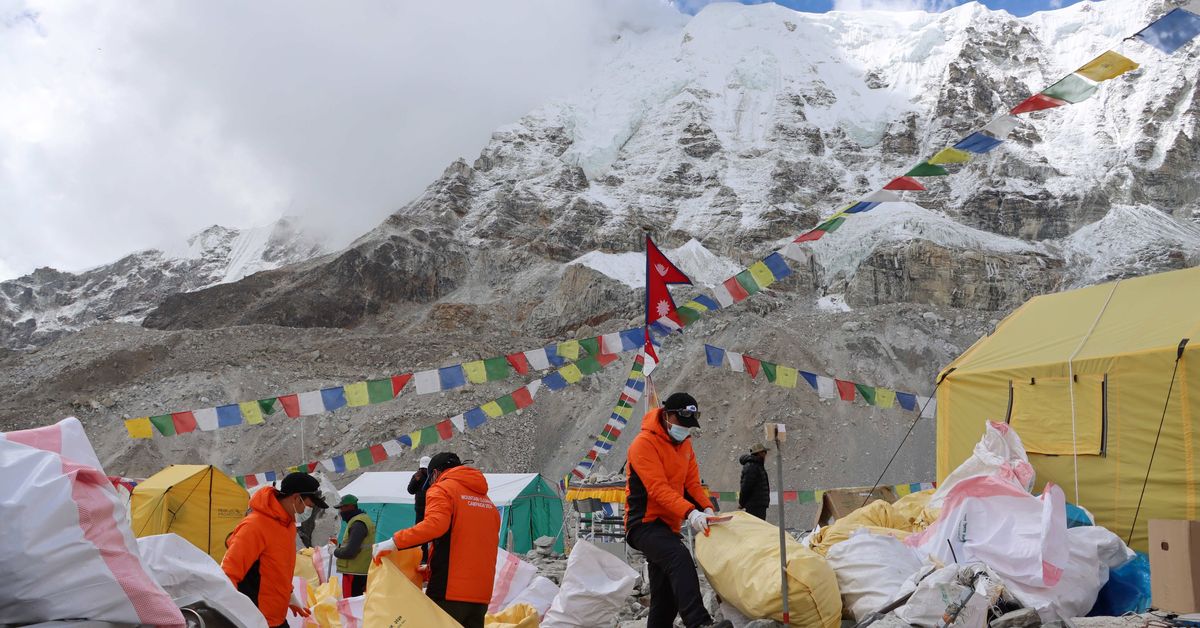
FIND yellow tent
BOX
[131,464,249,562]
[937,267,1200,551]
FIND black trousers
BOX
[747,506,768,520]
[432,597,487,628]
[627,520,713,628]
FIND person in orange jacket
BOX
[385,452,500,628]
[222,472,327,628]
[626,392,732,628]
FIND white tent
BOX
[340,472,564,553]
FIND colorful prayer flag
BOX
[497,395,518,415]
[928,147,971,165]
[816,376,837,400]
[438,365,467,390]
[465,407,488,429]
[240,401,265,425]
[835,380,856,402]
[344,382,370,407]
[507,352,531,374]
[743,355,761,378]
[559,363,583,384]
[875,387,896,409]
[463,360,488,384]
[481,401,504,418]
[905,162,947,177]
[580,337,600,357]
[367,379,394,404]
[1075,50,1139,82]
[297,391,324,416]
[193,408,219,431]
[125,417,153,439]
[1011,93,1067,115]
[734,270,761,297]
[150,414,176,436]
[319,388,346,412]
[777,366,799,389]
[762,253,792,281]
[855,383,877,405]
[390,374,412,397]
[413,370,440,394]
[216,405,243,428]
[172,411,198,434]
[982,115,1020,138]
[705,344,725,367]
[953,132,1003,154]
[436,420,454,440]
[726,351,744,373]
[1132,8,1200,54]
[883,176,925,191]
[864,190,902,202]
[721,275,751,303]
[524,349,551,371]
[1041,74,1098,104]
[896,392,917,411]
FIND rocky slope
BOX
[1,0,1199,513]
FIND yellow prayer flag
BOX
[410,430,423,448]
[481,401,503,418]
[557,340,580,361]
[559,363,583,384]
[894,482,912,497]
[777,366,799,389]
[615,405,633,420]
[345,452,361,471]
[344,382,371,407]
[239,401,264,425]
[125,417,154,439]
[1075,50,1138,82]
[748,262,775,290]
[875,388,896,409]
[463,360,488,384]
[683,299,708,313]
[928,147,971,165]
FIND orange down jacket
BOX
[392,465,501,604]
[221,488,298,625]
[625,408,713,534]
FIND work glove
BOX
[704,507,715,517]
[371,538,397,564]
[687,509,709,534]
[288,604,311,618]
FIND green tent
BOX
[339,471,564,554]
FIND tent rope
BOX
[1066,280,1121,505]
[1127,338,1190,546]
[860,368,953,509]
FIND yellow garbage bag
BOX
[485,602,540,628]
[808,500,914,556]
[695,511,841,627]
[363,553,460,628]
[380,546,424,590]
[891,489,938,529]
[308,580,343,628]
[295,548,323,591]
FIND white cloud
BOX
[0,1,681,280]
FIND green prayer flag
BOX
[855,383,877,405]
[734,270,761,297]
[676,306,701,325]
[366,379,394,404]
[497,395,518,415]
[576,356,602,376]
[821,216,847,233]
[580,337,600,356]
[420,425,440,445]
[236,477,247,489]
[800,490,816,504]
[484,356,510,381]
[631,360,644,373]
[616,399,633,409]
[761,361,778,383]
[150,415,175,436]
[1041,73,1098,104]
[356,448,374,468]
[905,162,948,177]
[257,398,277,416]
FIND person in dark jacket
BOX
[407,455,432,562]
[738,443,770,520]
[330,494,374,597]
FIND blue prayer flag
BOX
[320,387,347,412]
[264,471,277,482]
[216,404,243,428]
[619,328,643,350]
[332,456,346,473]
[705,344,726,367]
[398,434,412,447]
[438,365,466,390]
[953,132,1004,154]
[800,371,818,389]
[845,201,879,214]
[691,294,721,311]
[1134,8,1200,54]
[896,392,918,411]
[630,378,646,392]
[465,407,489,429]
[544,346,566,367]
[542,371,569,391]
[762,252,792,280]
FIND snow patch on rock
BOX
[568,239,742,289]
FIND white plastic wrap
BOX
[541,540,638,627]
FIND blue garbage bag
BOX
[1066,503,1094,528]
[1089,552,1151,616]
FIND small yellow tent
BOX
[131,464,249,562]
[937,267,1200,551]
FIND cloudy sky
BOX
[1,0,1081,281]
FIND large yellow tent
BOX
[937,266,1200,551]
[131,464,249,562]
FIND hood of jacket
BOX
[740,453,765,466]
[433,465,489,496]
[640,408,682,446]
[249,486,294,527]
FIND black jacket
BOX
[408,468,430,523]
[738,454,770,512]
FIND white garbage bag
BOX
[906,476,1069,590]
[826,530,924,621]
[490,547,539,613]
[1003,525,1135,622]
[506,575,560,617]
[894,563,1000,627]
[541,540,638,627]
[0,418,184,625]
[137,533,268,628]
[928,421,1035,510]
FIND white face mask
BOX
[668,423,691,442]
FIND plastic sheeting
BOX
[542,540,638,628]
[138,533,267,628]
[826,530,923,621]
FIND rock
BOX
[841,321,862,332]
[990,608,1041,627]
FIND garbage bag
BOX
[491,547,540,613]
[891,489,938,528]
[507,575,559,617]
[928,421,1035,510]
[1066,503,1096,528]
[825,530,923,621]
[362,554,460,628]
[1003,525,1134,622]
[906,476,1069,590]
[138,533,267,628]
[1089,552,1151,616]
[694,511,841,627]
[894,563,1003,627]
[808,499,916,556]
[287,576,319,628]
[0,418,184,626]
[486,602,541,627]
[542,540,638,628]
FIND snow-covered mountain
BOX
[0,218,325,350]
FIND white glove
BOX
[372,538,396,557]
[687,509,709,534]
[703,507,715,517]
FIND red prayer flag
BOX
[369,444,388,463]
[243,475,258,488]
[595,351,619,366]
[883,176,925,191]
[436,420,454,440]
[307,462,319,472]
[722,275,750,302]
[171,411,198,434]
[836,379,857,402]
[586,449,598,460]
[794,228,827,243]
[390,373,412,397]
[784,491,799,502]
[506,352,530,375]
[1010,93,1068,115]
[512,386,534,409]
[743,355,761,378]
[277,394,300,418]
